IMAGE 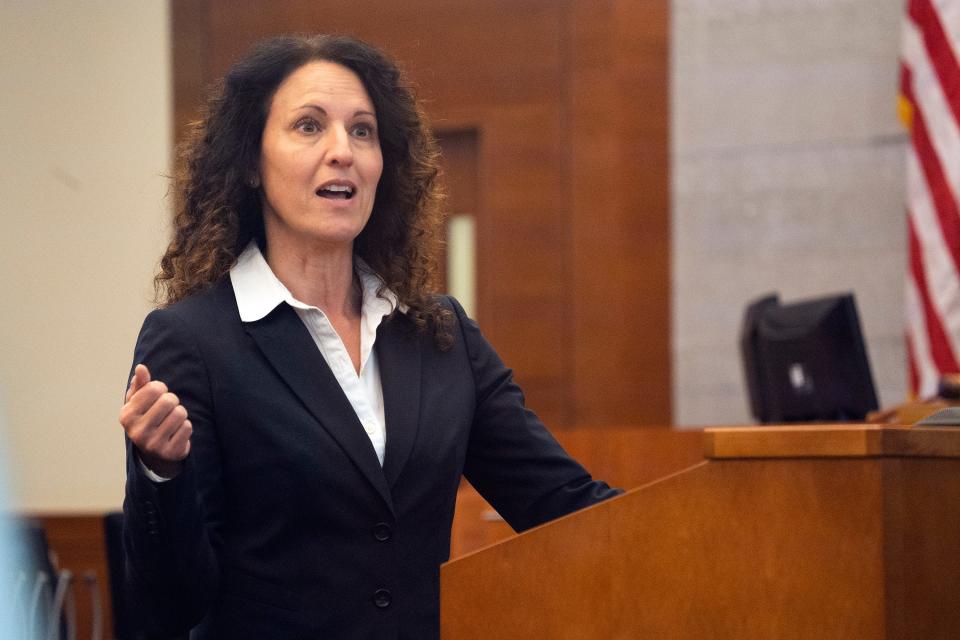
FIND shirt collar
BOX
[229,241,400,323]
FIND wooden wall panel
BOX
[171,0,210,145]
[476,102,568,425]
[436,130,479,217]
[615,0,672,422]
[567,0,671,425]
[171,0,670,426]
[201,0,567,115]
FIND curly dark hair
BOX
[158,34,453,347]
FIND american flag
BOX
[901,0,960,398]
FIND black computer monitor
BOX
[740,292,879,423]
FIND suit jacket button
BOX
[373,588,391,608]
[373,523,392,542]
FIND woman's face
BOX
[258,60,383,254]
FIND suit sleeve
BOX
[122,307,223,634]
[452,297,622,532]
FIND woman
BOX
[120,34,619,639]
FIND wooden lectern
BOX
[440,425,960,639]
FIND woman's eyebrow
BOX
[297,104,376,120]
[298,104,327,114]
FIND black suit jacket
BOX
[123,278,619,639]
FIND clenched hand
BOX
[119,364,193,478]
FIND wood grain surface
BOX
[705,424,960,459]
[442,427,960,639]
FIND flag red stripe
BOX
[909,0,960,124]
[901,66,960,276]
[900,59,912,96]
[903,4,960,392]
[908,216,960,372]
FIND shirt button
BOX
[373,523,392,542]
[373,588,391,608]
[363,421,375,434]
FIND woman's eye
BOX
[353,123,375,139]
[296,119,320,134]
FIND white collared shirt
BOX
[230,242,396,466]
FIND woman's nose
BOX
[325,127,353,166]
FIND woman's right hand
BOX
[119,363,193,478]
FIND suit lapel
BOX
[244,304,394,514]
[377,313,422,488]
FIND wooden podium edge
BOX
[703,424,960,459]
[443,460,711,565]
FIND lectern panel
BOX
[442,426,960,639]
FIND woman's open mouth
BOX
[316,183,356,200]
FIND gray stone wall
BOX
[671,1,908,425]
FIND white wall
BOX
[671,1,908,425]
[0,1,171,510]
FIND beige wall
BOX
[0,1,171,510]
[671,1,907,425]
